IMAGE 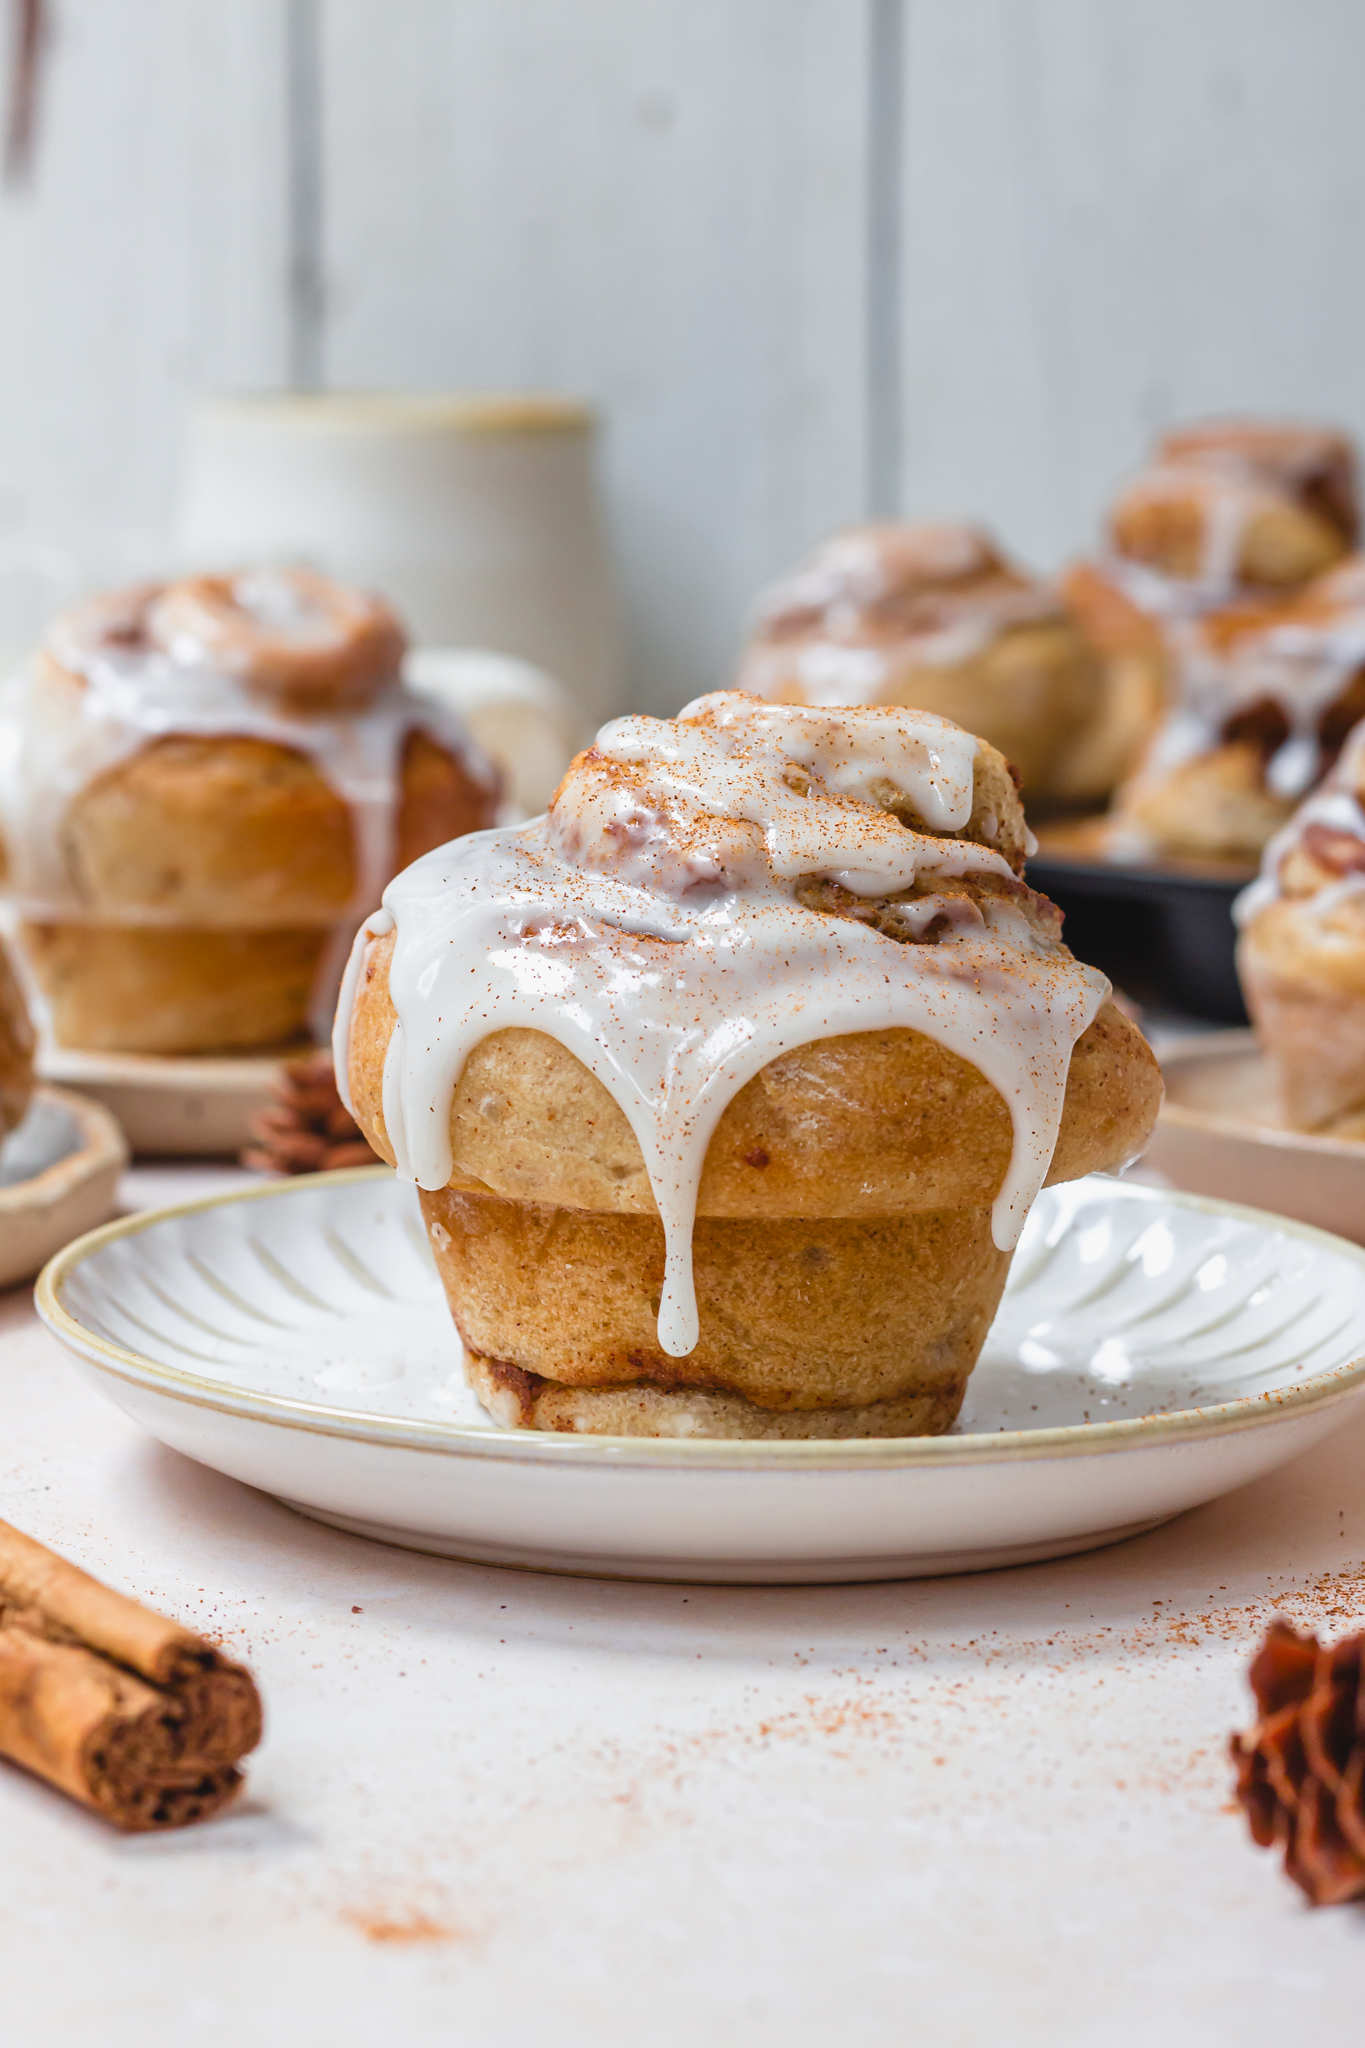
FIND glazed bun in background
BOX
[1237,720,1365,1130]
[732,521,1138,806]
[0,568,500,1054]
[1108,458,1349,596]
[339,691,1160,1440]
[1156,422,1358,550]
[1114,558,1365,863]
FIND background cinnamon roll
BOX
[0,568,500,1055]
[1237,720,1365,1128]
[732,521,1132,805]
[1076,419,1365,861]
[340,691,1160,1439]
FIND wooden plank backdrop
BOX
[0,0,1363,710]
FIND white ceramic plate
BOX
[0,1085,127,1289]
[1145,1028,1365,1245]
[35,1167,1365,1584]
[38,1045,288,1157]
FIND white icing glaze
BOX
[1109,460,1288,608]
[1235,721,1365,927]
[1140,593,1365,802]
[0,639,485,924]
[345,692,1108,1359]
[739,526,1062,709]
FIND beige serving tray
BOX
[1146,1028,1365,1245]
[37,1045,289,1157]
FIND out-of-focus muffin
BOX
[1074,420,1365,862]
[1237,716,1365,1128]
[0,568,500,1053]
[733,522,1125,803]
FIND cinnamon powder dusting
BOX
[342,1907,464,1946]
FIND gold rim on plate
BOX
[34,1165,1365,1472]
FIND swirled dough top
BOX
[1130,559,1365,804]
[337,691,1109,1358]
[737,523,1064,705]
[0,568,484,920]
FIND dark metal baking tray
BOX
[1027,831,1255,1026]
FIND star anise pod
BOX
[1230,1619,1365,1904]
[241,1048,376,1175]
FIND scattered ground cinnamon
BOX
[0,1516,262,1829]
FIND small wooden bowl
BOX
[37,1046,288,1157]
[0,1086,128,1289]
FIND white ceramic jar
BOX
[177,392,624,727]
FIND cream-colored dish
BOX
[1146,1027,1365,1241]
[38,1044,283,1157]
[0,1085,126,1288]
[35,1166,1365,1582]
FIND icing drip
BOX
[0,643,485,924]
[346,693,1107,1359]
[1110,461,1287,610]
[738,523,1065,711]
[1108,556,1365,803]
[1236,721,1365,927]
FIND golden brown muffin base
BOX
[350,926,1158,1433]
[464,1350,968,1440]
[22,921,329,1055]
[0,938,35,1138]
[424,1190,1008,1418]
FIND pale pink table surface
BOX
[0,1161,1362,2046]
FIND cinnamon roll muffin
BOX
[339,691,1160,1439]
[732,523,1119,803]
[0,939,35,1140]
[1117,558,1365,862]
[1237,720,1365,1128]
[1157,422,1358,552]
[1109,460,1349,597]
[0,569,499,1053]
[1078,420,1365,861]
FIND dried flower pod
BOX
[1230,1619,1365,1904]
[241,1048,377,1176]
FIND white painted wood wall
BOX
[1,0,1363,712]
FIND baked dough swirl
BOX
[1079,421,1365,861]
[732,522,1127,804]
[0,939,34,1140]
[340,692,1160,1438]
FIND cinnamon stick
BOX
[0,1517,262,1829]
